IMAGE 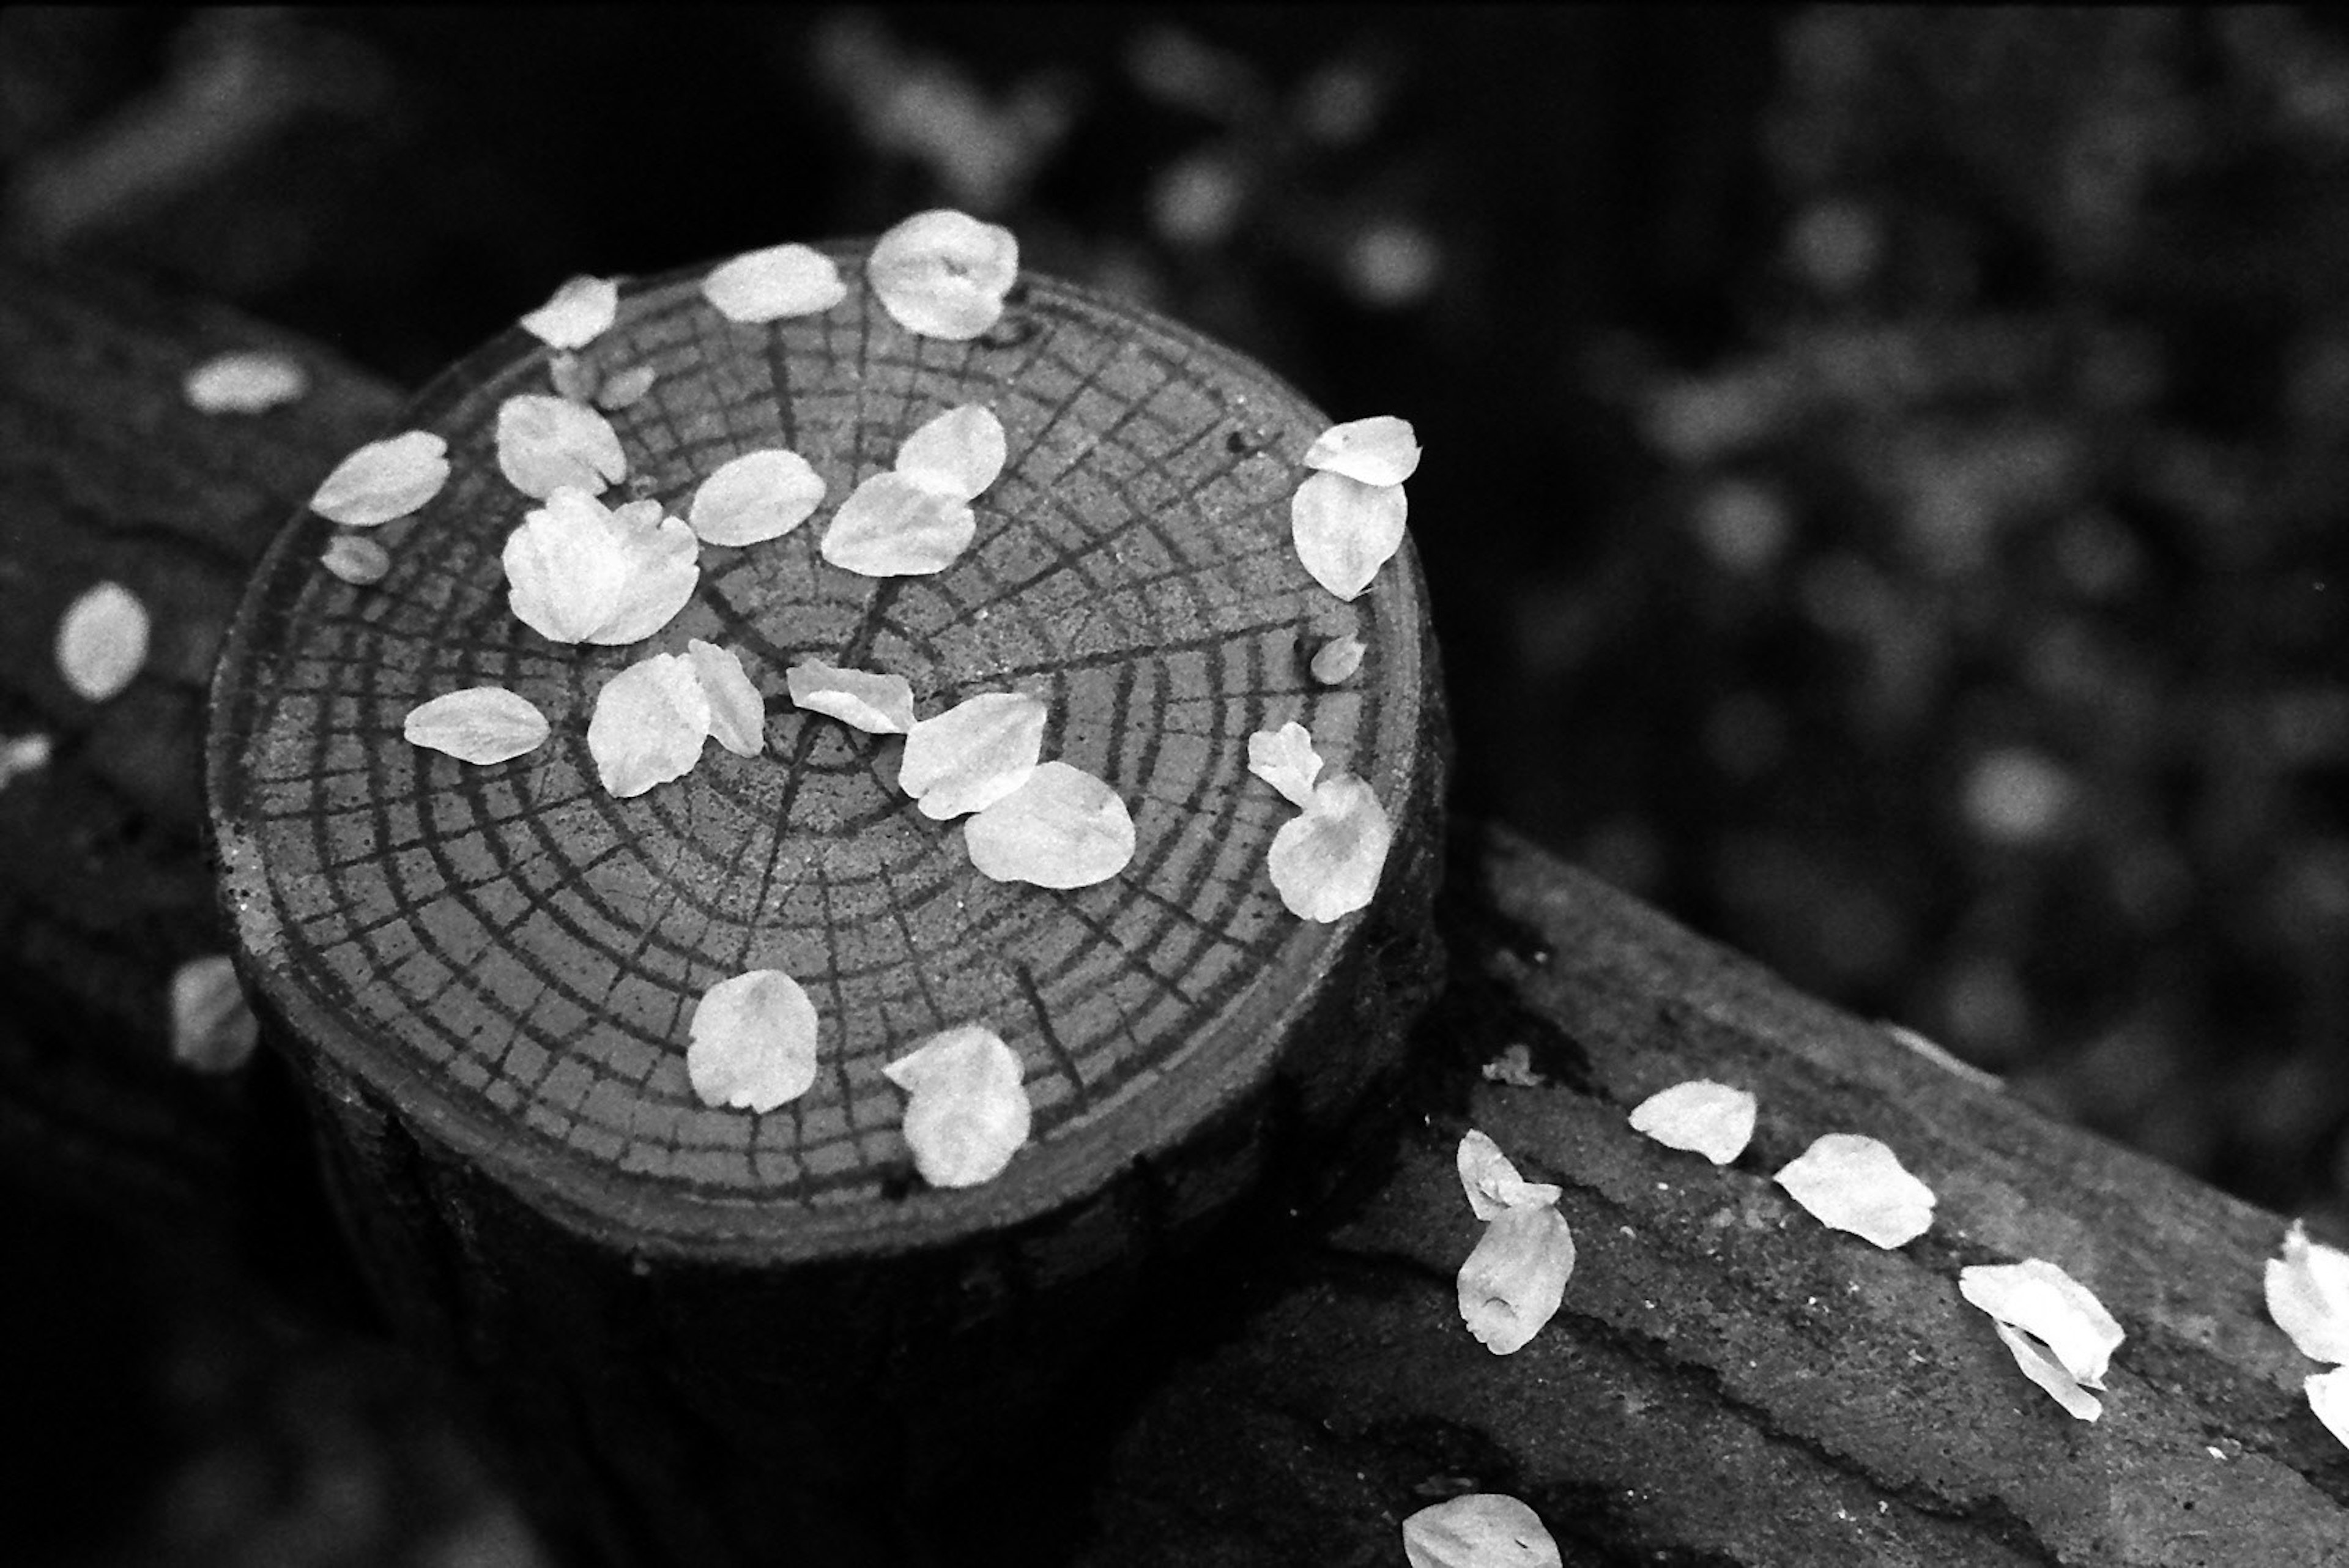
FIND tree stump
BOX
[205,240,1446,1566]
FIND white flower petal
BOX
[1958,1258,2125,1388]
[701,243,848,323]
[882,1024,1032,1189]
[184,349,307,414]
[1308,633,1365,685]
[1291,469,1408,601]
[2266,1221,2349,1365]
[1266,773,1390,921]
[1628,1080,1757,1165]
[895,404,1008,502]
[0,733,54,792]
[403,686,551,765]
[965,761,1136,888]
[503,488,633,644]
[785,660,917,734]
[1457,1203,1575,1356]
[587,653,711,797]
[867,209,1020,340]
[1773,1132,1935,1248]
[321,535,392,586]
[55,581,149,702]
[688,448,826,545]
[1480,1044,1543,1088]
[2310,1367,2349,1451]
[310,431,450,526]
[169,954,259,1074]
[1457,1130,1560,1221]
[687,640,765,757]
[1400,1494,1563,1568]
[686,969,819,1112]
[820,470,977,576]
[1247,721,1324,809]
[519,275,619,349]
[1305,415,1421,486]
[1989,1319,2104,1422]
[899,691,1047,819]
[595,365,657,411]
[585,508,699,645]
[549,351,598,403]
[495,393,626,499]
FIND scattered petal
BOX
[2267,1221,2349,1365]
[883,1024,1032,1188]
[519,274,619,349]
[785,660,917,734]
[55,581,149,701]
[595,365,657,410]
[1291,469,1408,600]
[169,954,259,1074]
[1988,1318,2104,1422]
[587,653,711,797]
[702,243,848,322]
[588,503,699,645]
[1959,1259,2125,1389]
[1480,1044,1543,1088]
[1247,721,1323,808]
[0,732,53,792]
[184,349,307,414]
[1401,1494,1563,1568]
[495,393,626,499]
[1458,1202,1575,1355]
[549,351,599,403]
[686,969,819,1112]
[1883,1022,2003,1091]
[503,488,696,645]
[1774,1132,1935,1248]
[310,431,450,526]
[965,761,1137,888]
[689,448,826,546]
[867,209,1020,340]
[2310,1367,2349,1451]
[1304,415,1420,486]
[688,640,765,757]
[403,686,551,765]
[895,404,1008,501]
[1457,1130,1561,1221]
[899,691,1047,819]
[1266,773,1391,921]
[1309,633,1365,685]
[820,470,976,576]
[321,534,392,586]
[1628,1080,1757,1165]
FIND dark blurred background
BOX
[6,7,2349,1564]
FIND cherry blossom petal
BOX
[185,349,307,414]
[1628,1080,1757,1165]
[595,365,657,410]
[321,535,392,586]
[519,274,619,349]
[867,209,1020,340]
[587,507,699,645]
[549,351,599,403]
[2310,1368,2349,1451]
[685,640,765,757]
[1457,1130,1560,1221]
[169,954,259,1074]
[1305,415,1421,486]
[899,691,1047,819]
[503,488,632,644]
[820,471,976,576]
[1309,633,1365,685]
[1959,1259,2126,1388]
[965,761,1135,888]
[1401,1494,1563,1568]
[701,243,848,322]
[1988,1320,2104,1422]
[1480,1045,1543,1088]
[882,1024,1032,1188]
[55,581,148,701]
[686,969,819,1112]
[785,661,916,734]
[1458,1202,1575,1355]
[1291,469,1408,601]
[587,653,710,797]
[895,404,1008,501]
[1266,773,1391,921]
[1773,1132,1935,1248]
[1247,721,1324,808]
[2266,1221,2349,1365]
[688,448,826,545]
[310,431,450,526]
[403,686,551,765]
[495,393,626,498]
[0,733,53,792]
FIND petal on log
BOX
[882,1024,1032,1188]
[1457,1203,1575,1356]
[310,430,450,526]
[820,470,977,576]
[687,969,820,1112]
[2266,1221,2349,1365]
[1290,469,1408,601]
[1266,773,1391,921]
[1247,720,1323,808]
[1773,1132,1935,1248]
[1958,1259,2126,1389]
[1304,414,1420,485]
[965,761,1136,888]
[701,243,848,322]
[1400,1493,1564,1568]
[785,660,917,735]
[1308,633,1366,685]
[519,274,619,349]
[495,393,626,499]
[503,488,633,644]
[689,448,826,545]
[1457,1129,1561,1221]
[585,507,699,646]
[895,404,1008,501]
[899,691,1047,819]
[688,640,766,757]
[867,209,1019,340]
[1628,1080,1757,1165]
[587,653,710,797]
[321,535,392,586]
[2310,1367,2349,1451]
[403,686,551,765]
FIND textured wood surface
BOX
[207,243,1441,1261]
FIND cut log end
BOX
[205,242,1445,1263]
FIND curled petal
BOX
[1458,1203,1575,1355]
[519,274,619,349]
[965,761,1136,889]
[503,488,632,644]
[899,692,1046,819]
[1989,1320,2104,1422]
[821,471,976,576]
[1958,1259,2125,1389]
[867,209,1020,340]
[495,393,626,498]
[587,653,710,797]
[2266,1221,2349,1366]
[1457,1130,1560,1221]
[55,581,149,702]
[311,431,450,526]
[785,661,916,735]
[1774,1132,1935,1248]
[896,404,1008,501]
[1247,721,1323,808]
[403,686,551,765]
[687,969,819,1112]
[1291,469,1407,601]
[587,508,699,645]
[1305,415,1420,485]
[688,640,766,757]
[689,448,825,545]
[702,243,848,322]
[883,1024,1032,1188]
[1266,773,1390,921]
[1628,1080,1757,1165]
